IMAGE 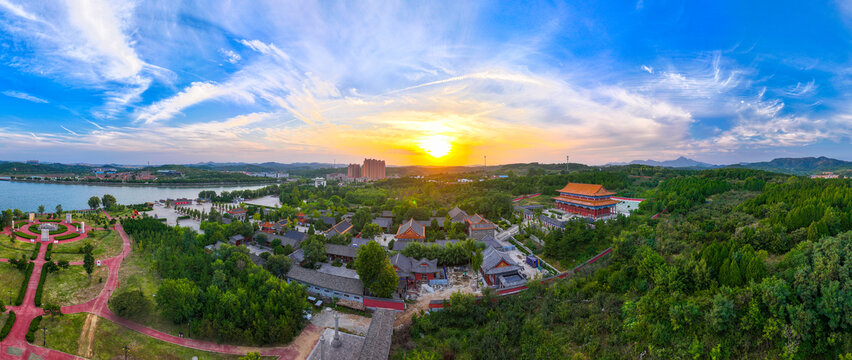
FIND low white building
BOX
[314,177,327,187]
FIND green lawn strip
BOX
[31,313,86,356]
[52,230,122,263]
[92,316,257,360]
[0,262,25,303]
[42,265,108,307]
[0,311,14,340]
[0,238,35,259]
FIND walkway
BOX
[2,210,322,359]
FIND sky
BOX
[0,0,851,166]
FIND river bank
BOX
[2,178,283,188]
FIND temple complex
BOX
[553,183,618,219]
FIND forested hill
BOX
[0,161,93,175]
[396,170,852,359]
[733,156,852,175]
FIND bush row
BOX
[25,315,42,343]
[34,264,48,307]
[55,233,80,241]
[40,219,62,222]
[14,232,36,240]
[15,262,34,305]
[30,242,41,260]
[45,243,53,261]
[0,311,15,340]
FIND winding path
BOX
[2,212,319,359]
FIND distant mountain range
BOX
[607,156,716,168]
[607,156,852,175]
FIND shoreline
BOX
[3,178,282,188]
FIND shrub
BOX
[45,243,53,261]
[0,311,15,340]
[55,233,80,241]
[332,258,343,267]
[25,315,42,343]
[177,215,190,220]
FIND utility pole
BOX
[484,155,487,177]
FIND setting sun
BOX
[417,135,453,158]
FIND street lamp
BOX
[122,344,130,360]
[42,327,47,347]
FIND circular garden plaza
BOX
[0,210,319,360]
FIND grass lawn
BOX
[112,247,186,336]
[92,316,259,360]
[0,262,25,304]
[32,313,86,355]
[52,230,122,263]
[42,265,108,306]
[0,236,35,260]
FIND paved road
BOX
[1,211,321,359]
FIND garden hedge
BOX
[45,243,53,261]
[55,233,80,241]
[15,262,34,305]
[25,315,42,343]
[34,265,48,307]
[0,311,15,341]
[14,232,36,240]
[30,242,41,260]
[28,224,67,235]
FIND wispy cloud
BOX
[2,90,48,103]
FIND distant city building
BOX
[361,158,386,180]
[314,177,327,187]
[811,172,840,179]
[347,163,361,178]
[26,160,38,164]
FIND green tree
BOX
[101,194,117,209]
[361,223,383,238]
[111,289,151,318]
[55,204,63,214]
[37,205,45,214]
[239,352,262,360]
[355,241,399,297]
[155,278,201,324]
[302,236,326,265]
[83,252,95,277]
[87,196,101,209]
[350,208,372,232]
[264,254,292,278]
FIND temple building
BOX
[553,183,618,219]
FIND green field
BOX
[92,316,259,360]
[42,265,108,306]
[112,247,185,336]
[0,237,35,260]
[32,313,87,355]
[52,230,123,263]
[0,262,25,304]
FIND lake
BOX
[0,181,266,212]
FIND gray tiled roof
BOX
[396,218,425,238]
[326,243,358,258]
[357,309,396,360]
[325,220,353,236]
[263,232,304,248]
[286,265,364,295]
[481,247,522,275]
[448,207,467,222]
[322,216,336,226]
[391,253,439,276]
[350,238,371,247]
[480,235,502,249]
[372,217,393,229]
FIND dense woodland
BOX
[394,171,852,359]
[121,218,309,345]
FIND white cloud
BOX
[219,49,242,64]
[2,90,48,103]
[641,65,653,74]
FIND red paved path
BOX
[2,211,315,359]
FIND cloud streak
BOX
[2,90,48,103]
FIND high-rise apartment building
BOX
[347,163,361,178]
[361,158,386,180]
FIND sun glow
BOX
[417,135,453,158]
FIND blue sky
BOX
[0,0,850,165]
